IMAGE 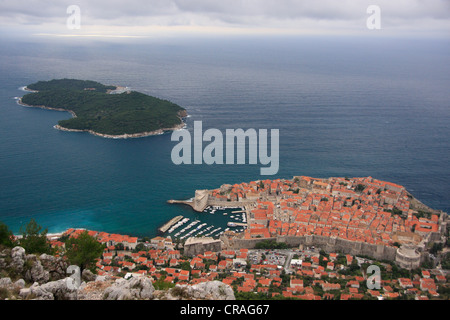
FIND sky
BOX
[0,0,449,39]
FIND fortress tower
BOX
[395,244,421,270]
[193,189,209,212]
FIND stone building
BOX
[184,237,222,257]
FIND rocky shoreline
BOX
[17,86,188,139]
[17,97,77,118]
[53,121,187,139]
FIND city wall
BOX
[207,200,255,208]
[229,235,398,261]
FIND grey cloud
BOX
[0,0,449,33]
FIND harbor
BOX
[159,205,248,240]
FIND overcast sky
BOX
[1,0,449,38]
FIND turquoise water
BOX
[0,36,449,238]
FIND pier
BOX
[167,199,193,206]
[168,189,256,212]
[227,222,248,227]
[159,215,184,233]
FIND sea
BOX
[0,35,449,238]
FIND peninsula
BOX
[19,79,187,138]
[169,176,448,270]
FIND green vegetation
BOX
[441,252,450,270]
[414,210,433,220]
[384,207,403,216]
[21,79,186,136]
[430,242,444,255]
[19,219,53,255]
[355,184,366,192]
[133,243,146,253]
[235,291,272,300]
[64,230,105,273]
[179,260,191,271]
[152,277,176,290]
[0,221,15,248]
[338,258,362,277]
[437,283,450,300]
[254,240,289,250]
[27,79,116,93]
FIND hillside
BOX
[0,245,234,300]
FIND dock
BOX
[167,199,193,205]
[231,210,246,213]
[227,222,248,227]
[159,215,184,233]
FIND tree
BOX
[19,219,52,254]
[133,243,146,253]
[64,230,105,272]
[115,242,124,251]
[349,258,360,274]
[0,221,15,248]
[430,242,443,255]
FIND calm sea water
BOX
[0,35,449,238]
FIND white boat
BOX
[168,218,190,233]
[177,220,199,235]
[205,227,222,237]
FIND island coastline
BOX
[17,85,188,139]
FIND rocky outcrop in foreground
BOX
[0,246,235,300]
[163,281,235,300]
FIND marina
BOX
[167,217,190,234]
[160,206,247,240]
